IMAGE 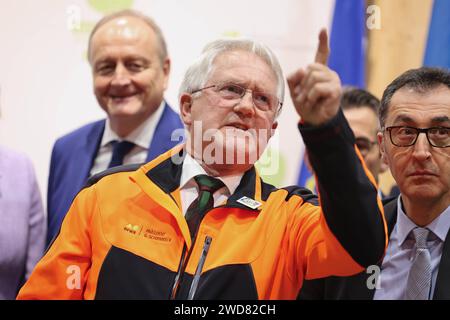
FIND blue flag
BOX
[424,0,450,68]
[328,0,366,87]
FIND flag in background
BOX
[328,0,366,88]
[297,0,366,190]
[423,0,450,68]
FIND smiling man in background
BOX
[46,10,183,244]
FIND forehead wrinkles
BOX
[387,86,450,124]
[388,106,450,126]
[208,51,277,92]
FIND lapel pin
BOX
[237,196,262,210]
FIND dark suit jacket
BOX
[46,102,184,245]
[298,197,450,300]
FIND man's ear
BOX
[180,93,193,126]
[380,160,389,174]
[377,132,389,166]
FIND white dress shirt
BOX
[90,101,165,176]
[179,153,243,216]
[374,196,450,300]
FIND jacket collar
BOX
[434,228,450,299]
[376,197,450,300]
[130,146,273,249]
[82,120,105,181]
[140,147,273,212]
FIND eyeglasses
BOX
[385,126,450,148]
[191,82,282,113]
[355,137,377,156]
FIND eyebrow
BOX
[218,78,273,93]
[94,57,114,66]
[431,116,450,124]
[94,55,150,65]
[391,115,414,124]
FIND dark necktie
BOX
[107,140,135,169]
[185,175,225,241]
[405,227,432,300]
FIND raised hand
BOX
[287,29,342,126]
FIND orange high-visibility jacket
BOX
[18,110,387,299]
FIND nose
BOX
[412,132,432,161]
[110,63,131,87]
[233,90,255,116]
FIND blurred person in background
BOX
[340,87,388,196]
[302,87,388,197]
[0,145,45,299]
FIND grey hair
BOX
[179,38,285,116]
[380,67,450,128]
[87,9,168,64]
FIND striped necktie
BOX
[185,175,224,241]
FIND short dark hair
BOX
[340,86,380,115]
[379,67,450,128]
[87,9,168,64]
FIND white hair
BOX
[179,38,285,116]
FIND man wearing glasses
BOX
[18,31,387,299]
[299,67,450,300]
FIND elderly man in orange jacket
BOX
[18,30,386,300]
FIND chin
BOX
[403,185,442,201]
[108,104,143,117]
[200,140,256,168]
[224,138,260,166]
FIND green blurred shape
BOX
[222,30,241,38]
[88,0,134,14]
[255,148,286,187]
[71,21,96,34]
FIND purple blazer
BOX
[0,146,45,299]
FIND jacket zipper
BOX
[187,236,212,300]
[169,201,258,299]
[169,244,187,299]
[169,209,214,299]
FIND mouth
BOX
[408,170,437,177]
[225,123,250,131]
[109,93,137,102]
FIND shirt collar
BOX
[101,100,166,149]
[396,195,450,245]
[427,204,450,242]
[180,152,243,196]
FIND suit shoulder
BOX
[0,145,27,161]
[162,102,183,126]
[0,146,38,190]
[54,119,105,147]
[0,145,33,170]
